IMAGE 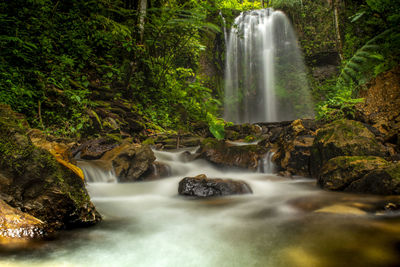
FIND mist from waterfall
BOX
[224,8,314,124]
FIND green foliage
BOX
[217,0,262,11]
[338,29,397,87]
[0,0,131,135]
[0,0,226,136]
[317,0,400,121]
[207,113,226,140]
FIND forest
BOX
[1,0,398,137]
[1,0,400,266]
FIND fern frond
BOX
[337,28,396,86]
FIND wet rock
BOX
[101,142,156,182]
[179,150,200,162]
[273,119,317,177]
[345,162,400,195]
[178,175,252,197]
[318,156,389,191]
[310,119,388,176]
[28,129,84,180]
[225,123,263,140]
[0,199,45,241]
[0,104,101,231]
[198,139,267,170]
[74,137,119,160]
[150,133,204,149]
[140,161,171,181]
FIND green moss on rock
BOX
[319,156,389,191]
[0,104,101,230]
[311,119,387,176]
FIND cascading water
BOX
[224,8,314,124]
[78,160,117,183]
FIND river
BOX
[2,148,400,267]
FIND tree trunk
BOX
[138,0,147,44]
[333,0,344,61]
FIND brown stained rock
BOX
[101,142,156,182]
[273,119,317,177]
[28,129,84,180]
[0,199,45,240]
[198,139,267,170]
[178,175,252,197]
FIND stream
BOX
[2,147,400,267]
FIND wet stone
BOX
[178,175,253,198]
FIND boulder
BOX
[318,156,389,191]
[75,137,119,160]
[0,199,45,243]
[0,104,101,231]
[101,142,156,182]
[273,119,318,176]
[198,139,267,170]
[345,162,400,195]
[140,161,171,181]
[310,119,388,176]
[178,175,252,197]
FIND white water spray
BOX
[224,8,314,123]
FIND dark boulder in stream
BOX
[178,174,253,197]
[0,104,101,238]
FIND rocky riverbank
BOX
[0,105,101,246]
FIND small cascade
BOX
[258,151,276,173]
[78,160,117,183]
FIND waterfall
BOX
[219,11,228,46]
[258,151,276,174]
[224,8,314,124]
[78,160,117,183]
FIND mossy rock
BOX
[318,156,389,191]
[0,104,101,230]
[198,138,267,170]
[311,119,387,176]
[345,162,400,195]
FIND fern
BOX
[337,29,394,86]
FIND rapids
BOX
[2,148,400,267]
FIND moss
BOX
[0,104,99,227]
[386,163,400,181]
[142,138,155,145]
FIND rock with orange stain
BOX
[28,129,84,180]
[0,104,101,231]
[0,199,45,240]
